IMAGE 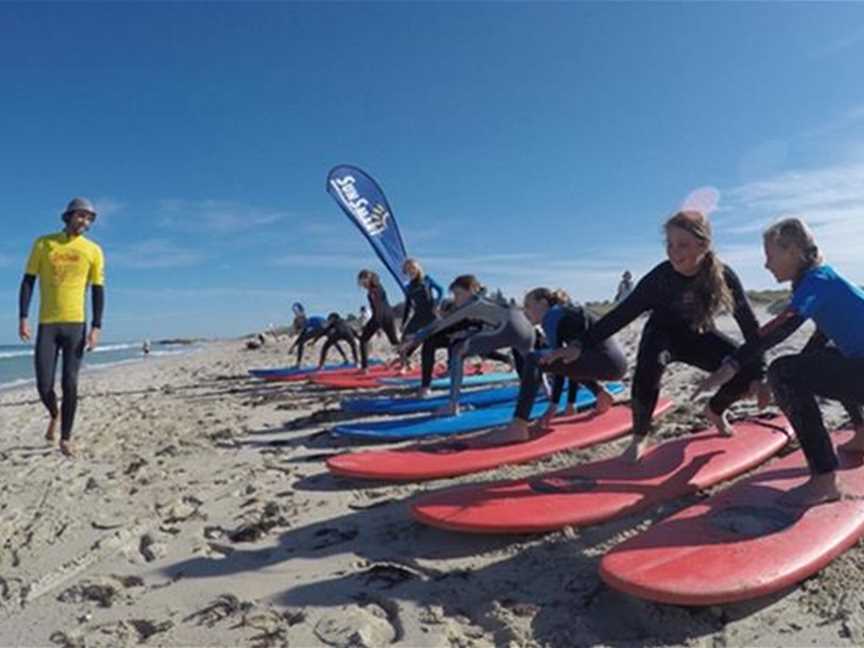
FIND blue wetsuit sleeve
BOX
[19,274,36,319]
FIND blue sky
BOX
[2,2,864,342]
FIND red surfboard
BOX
[263,364,391,383]
[312,366,430,389]
[311,362,491,390]
[411,417,790,534]
[600,429,864,606]
[327,400,675,481]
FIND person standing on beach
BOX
[18,197,105,457]
[357,269,400,371]
[399,258,443,368]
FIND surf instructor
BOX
[18,197,105,457]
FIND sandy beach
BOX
[2,307,863,648]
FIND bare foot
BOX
[478,420,533,446]
[59,439,77,458]
[705,406,733,437]
[839,427,864,453]
[530,407,557,431]
[778,473,842,507]
[595,388,615,415]
[620,437,651,464]
[45,417,59,444]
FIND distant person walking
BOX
[614,270,634,303]
[18,198,105,457]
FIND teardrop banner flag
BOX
[326,165,409,294]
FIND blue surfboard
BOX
[342,385,526,415]
[379,371,519,390]
[332,383,624,440]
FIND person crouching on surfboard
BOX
[401,274,535,417]
[540,290,606,419]
[697,218,864,506]
[488,287,628,444]
[400,289,513,400]
[316,312,359,369]
[357,269,401,372]
[557,210,767,463]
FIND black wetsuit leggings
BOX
[631,318,763,438]
[768,348,864,475]
[319,334,358,366]
[35,323,86,441]
[514,342,628,420]
[359,316,400,369]
[294,329,319,365]
[418,335,516,389]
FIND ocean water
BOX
[0,340,198,391]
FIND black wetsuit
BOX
[515,305,627,420]
[318,319,359,366]
[360,285,400,368]
[402,276,443,335]
[289,317,326,365]
[581,261,765,437]
[19,276,105,442]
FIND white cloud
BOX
[92,197,126,221]
[158,199,287,234]
[715,162,864,287]
[108,239,207,269]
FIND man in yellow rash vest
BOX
[18,197,105,458]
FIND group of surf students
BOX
[290,210,864,507]
[16,196,864,508]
